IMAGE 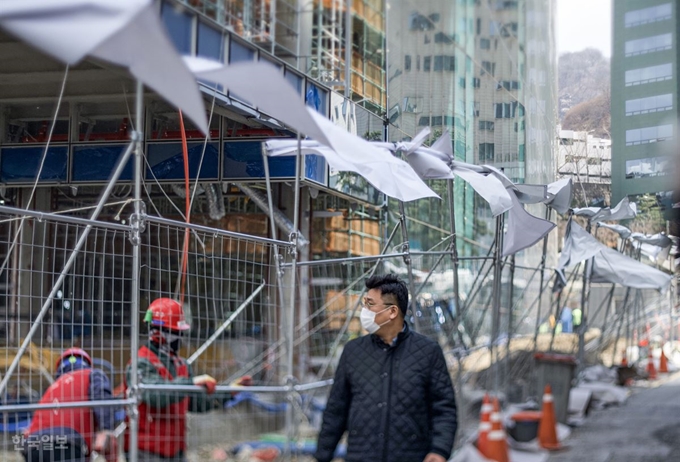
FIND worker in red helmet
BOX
[124,298,220,462]
[23,348,117,462]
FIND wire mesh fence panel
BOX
[0,206,301,460]
[132,216,295,458]
[0,209,132,460]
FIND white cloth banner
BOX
[264,134,438,202]
[186,58,331,146]
[0,0,209,133]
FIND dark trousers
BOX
[24,443,85,462]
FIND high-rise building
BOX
[611,1,678,202]
[386,0,557,250]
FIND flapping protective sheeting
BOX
[502,191,556,256]
[0,0,209,133]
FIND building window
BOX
[480,38,491,49]
[625,124,673,146]
[497,80,520,91]
[479,143,495,162]
[625,3,672,28]
[518,144,525,162]
[625,33,672,57]
[625,156,670,178]
[473,77,481,88]
[494,102,516,118]
[161,2,194,54]
[405,55,412,71]
[435,32,455,44]
[197,21,223,60]
[625,63,672,86]
[625,94,673,116]
[402,97,422,113]
[433,55,455,71]
[481,61,495,76]
[479,120,495,131]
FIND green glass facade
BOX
[611,0,678,201]
[386,0,556,253]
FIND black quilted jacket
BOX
[315,323,457,462]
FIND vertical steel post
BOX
[491,215,504,394]
[128,79,144,462]
[533,209,551,349]
[447,180,462,344]
[283,134,302,460]
[578,221,592,374]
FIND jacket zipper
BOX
[382,348,394,462]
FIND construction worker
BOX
[572,306,583,331]
[23,348,117,462]
[124,298,220,462]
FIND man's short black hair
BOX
[365,274,409,316]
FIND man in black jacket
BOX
[315,274,457,462]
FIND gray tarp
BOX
[557,220,671,291]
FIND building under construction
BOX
[0,1,677,461]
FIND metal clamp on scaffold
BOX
[401,242,411,265]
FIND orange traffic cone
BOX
[538,384,561,450]
[659,349,669,373]
[485,397,509,462]
[647,350,657,380]
[620,350,628,367]
[476,394,493,456]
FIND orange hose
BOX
[178,110,190,306]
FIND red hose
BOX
[178,110,190,306]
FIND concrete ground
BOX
[548,373,680,462]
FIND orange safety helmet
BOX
[145,298,190,332]
[55,347,92,372]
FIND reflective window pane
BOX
[0,146,68,182]
[625,156,670,178]
[197,21,223,60]
[625,124,673,145]
[72,145,133,182]
[625,3,672,27]
[625,63,673,86]
[625,33,672,57]
[625,93,673,115]
[146,142,220,180]
[161,1,193,54]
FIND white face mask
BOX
[360,306,392,334]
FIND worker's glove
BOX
[193,374,217,394]
[230,375,253,387]
[92,430,118,462]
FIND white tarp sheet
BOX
[0,0,209,133]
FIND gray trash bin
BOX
[534,352,576,424]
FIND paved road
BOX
[548,374,680,462]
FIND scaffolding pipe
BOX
[128,79,144,462]
[283,135,303,460]
[491,215,504,394]
[534,208,551,349]
[187,281,266,365]
[398,200,420,332]
[504,254,516,397]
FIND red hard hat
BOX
[146,298,190,332]
[56,348,92,372]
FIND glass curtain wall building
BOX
[387,0,556,253]
[612,1,678,201]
